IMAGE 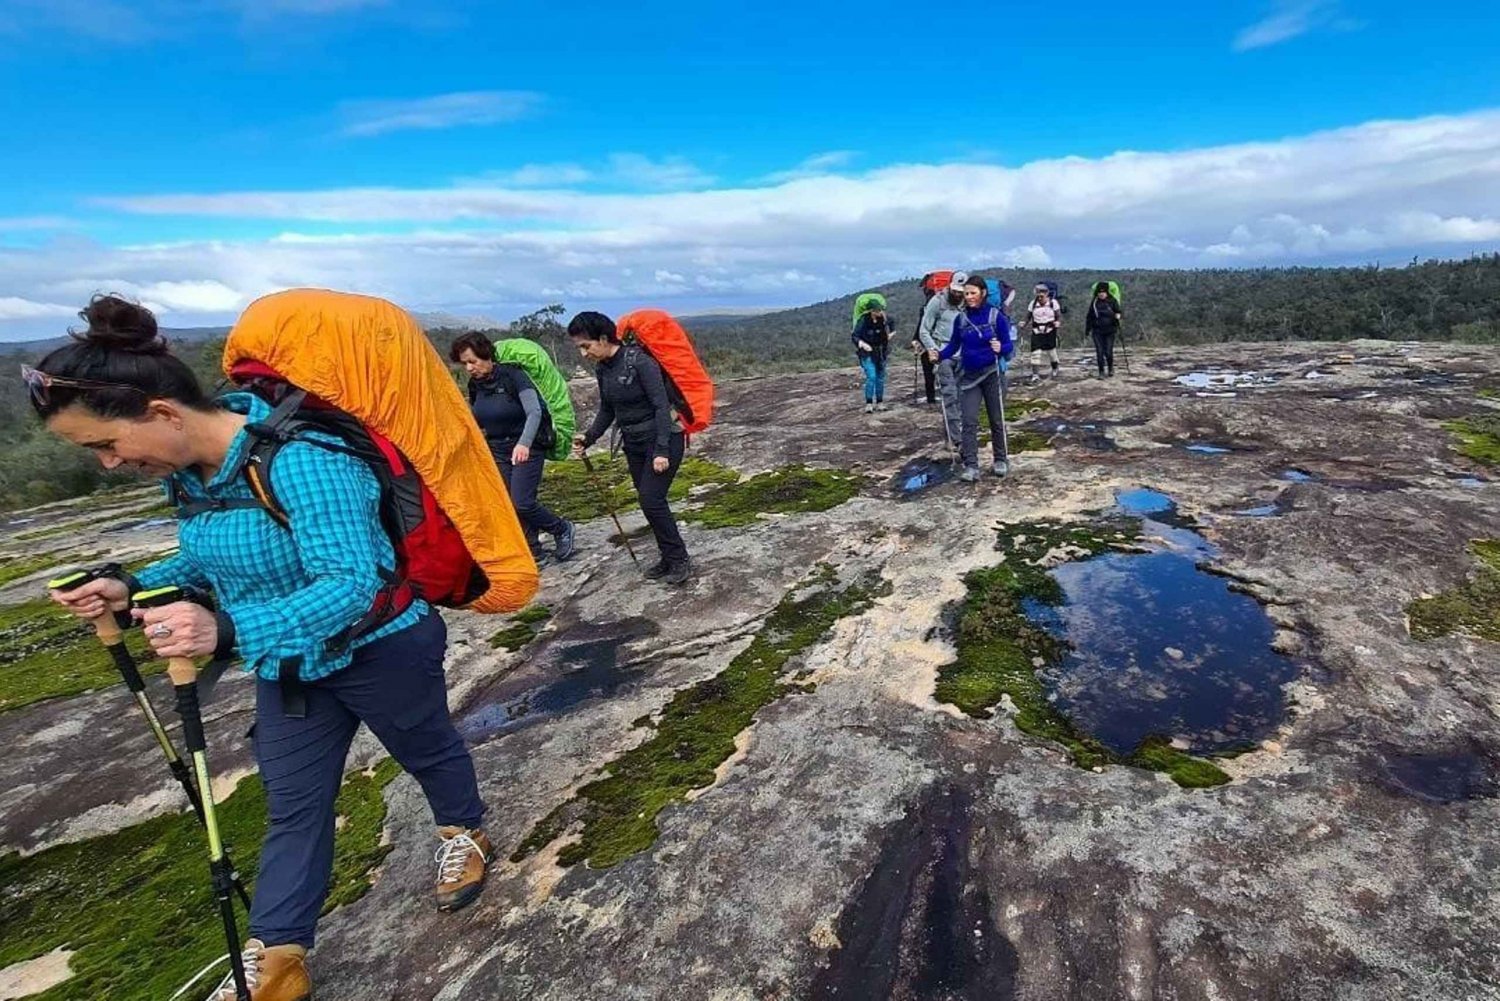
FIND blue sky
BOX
[1,0,1498,338]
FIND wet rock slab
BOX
[2,341,1499,1000]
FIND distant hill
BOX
[683,256,1500,377]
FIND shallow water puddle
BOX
[1281,468,1317,483]
[1024,490,1297,756]
[1379,747,1498,803]
[1183,443,1233,455]
[1174,371,1277,390]
[894,456,957,496]
[460,617,660,740]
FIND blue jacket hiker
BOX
[938,280,1016,480]
[852,309,894,412]
[31,295,493,1001]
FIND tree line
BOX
[2,256,1497,510]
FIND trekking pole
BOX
[133,585,251,1001]
[994,356,1011,459]
[579,452,640,566]
[49,569,252,909]
[1118,328,1132,375]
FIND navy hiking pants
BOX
[249,611,484,949]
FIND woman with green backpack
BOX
[451,331,576,564]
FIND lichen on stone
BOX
[1408,540,1500,642]
[513,564,889,868]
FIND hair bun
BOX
[76,294,165,354]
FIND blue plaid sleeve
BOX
[226,441,389,675]
[133,547,212,594]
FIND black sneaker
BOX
[664,560,693,585]
[553,520,576,562]
[643,560,670,580]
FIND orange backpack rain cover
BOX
[222,288,538,614]
[615,309,715,433]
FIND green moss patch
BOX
[682,466,864,529]
[514,565,888,868]
[1408,540,1500,642]
[1445,413,1500,467]
[1008,430,1052,453]
[1478,388,1499,401]
[935,520,1230,789]
[0,760,400,1001]
[1003,398,1051,421]
[538,455,739,523]
[0,553,98,588]
[0,599,157,713]
[488,604,553,651]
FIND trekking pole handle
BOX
[48,568,124,640]
[131,585,213,686]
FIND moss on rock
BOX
[514,565,888,869]
[538,455,739,523]
[1003,398,1051,421]
[0,599,157,713]
[1408,540,1500,642]
[0,760,401,1001]
[935,519,1230,789]
[1445,413,1500,467]
[488,604,553,651]
[681,466,864,529]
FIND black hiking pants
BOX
[497,450,568,549]
[625,431,689,566]
[919,352,937,402]
[1091,330,1117,374]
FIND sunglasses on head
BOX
[19,364,145,409]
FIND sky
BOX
[1,0,1498,340]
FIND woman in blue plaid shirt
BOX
[32,296,492,1001]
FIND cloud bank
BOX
[4,109,1499,340]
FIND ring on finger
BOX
[150,624,173,639]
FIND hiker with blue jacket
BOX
[33,296,493,1001]
[851,303,893,413]
[451,331,575,566]
[938,275,1015,481]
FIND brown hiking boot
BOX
[435,826,492,912]
[210,939,310,1001]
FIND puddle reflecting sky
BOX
[1024,490,1298,756]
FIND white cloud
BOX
[1233,0,1354,51]
[606,154,715,190]
[0,216,76,232]
[456,164,593,188]
[762,151,859,183]
[339,91,544,138]
[6,108,1498,341]
[0,297,75,322]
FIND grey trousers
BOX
[936,357,963,445]
[959,367,1007,467]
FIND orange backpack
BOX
[615,309,715,433]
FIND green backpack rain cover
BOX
[494,338,576,461]
[851,292,887,330]
[1095,281,1123,306]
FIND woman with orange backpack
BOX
[568,310,693,585]
[31,295,495,1001]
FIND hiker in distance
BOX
[34,296,493,1001]
[451,331,576,566]
[1022,283,1063,384]
[1085,281,1124,378]
[568,310,693,584]
[852,298,894,412]
[916,269,968,444]
[937,275,1016,482]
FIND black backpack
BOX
[467,363,556,452]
